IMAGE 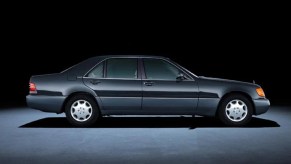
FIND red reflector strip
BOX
[29,82,37,93]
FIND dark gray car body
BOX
[26,55,270,117]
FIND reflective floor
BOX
[0,106,290,163]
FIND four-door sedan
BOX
[26,55,270,127]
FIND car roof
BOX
[63,55,169,77]
[89,55,169,61]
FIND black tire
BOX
[65,95,99,127]
[218,94,253,126]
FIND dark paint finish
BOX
[83,78,142,111]
[142,80,198,113]
[26,55,270,117]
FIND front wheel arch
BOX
[216,91,255,117]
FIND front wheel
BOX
[218,94,253,126]
[65,95,99,127]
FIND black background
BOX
[1,5,290,107]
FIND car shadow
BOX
[19,116,280,129]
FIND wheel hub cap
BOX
[70,100,92,122]
[225,99,248,122]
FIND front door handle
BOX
[90,80,101,85]
[144,81,154,86]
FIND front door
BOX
[142,58,198,114]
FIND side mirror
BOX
[176,73,186,81]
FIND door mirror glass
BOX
[176,73,186,81]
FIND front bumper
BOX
[253,98,270,115]
[26,95,66,113]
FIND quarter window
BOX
[106,58,137,79]
[87,62,104,78]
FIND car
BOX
[26,55,270,127]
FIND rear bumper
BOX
[253,98,270,115]
[26,95,66,113]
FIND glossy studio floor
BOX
[0,106,291,163]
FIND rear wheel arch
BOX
[61,92,100,113]
[64,93,100,127]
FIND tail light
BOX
[29,82,37,94]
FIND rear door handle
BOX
[90,80,101,85]
[144,81,154,86]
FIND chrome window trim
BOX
[83,56,198,81]
[82,77,142,81]
[83,76,194,82]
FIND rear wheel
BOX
[218,94,253,126]
[65,95,99,127]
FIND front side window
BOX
[106,58,137,79]
[87,62,104,78]
[143,59,185,80]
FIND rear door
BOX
[141,58,198,114]
[83,58,142,111]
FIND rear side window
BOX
[87,62,104,78]
[106,58,137,79]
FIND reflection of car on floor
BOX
[26,55,270,127]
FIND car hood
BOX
[198,76,260,87]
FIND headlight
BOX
[256,87,265,97]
